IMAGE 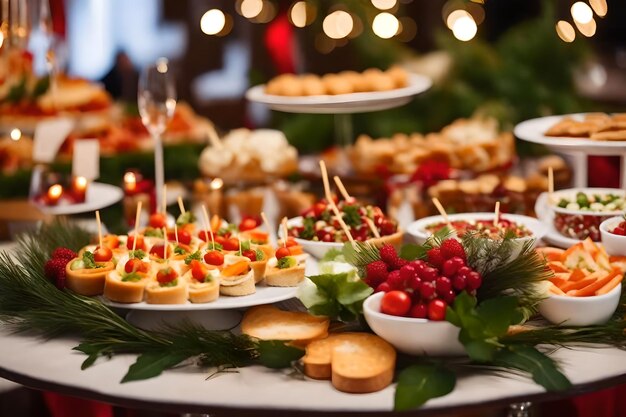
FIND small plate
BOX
[33,182,124,216]
[514,114,626,156]
[245,74,432,114]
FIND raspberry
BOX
[379,245,399,266]
[427,247,445,268]
[55,268,67,290]
[44,258,69,284]
[366,260,388,286]
[440,239,466,261]
[51,247,77,261]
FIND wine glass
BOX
[138,58,177,212]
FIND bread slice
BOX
[264,264,305,286]
[183,270,220,303]
[241,305,329,345]
[145,278,188,304]
[219,271,256,296]
[103,270,150,303]
[303,332,396,394]
[249,245,275,283]
[65,260,115,296]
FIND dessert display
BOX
[539,239,624,297]
[348,116,514,175]
[550,189,626,241]
[545,113,626,141]
[198,128,298,183]
[264,67,408,96]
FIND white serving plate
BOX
[405,212,547,246]
[245,74,432,114]
[33,182,124,216]
[600,216,626,257]
[514,114,626,155]
[363,292,465,356]
[284,217,343,259]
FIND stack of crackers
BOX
[545,113,626,141]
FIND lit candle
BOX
[72,176,88,203]
[124,172,137,193]
[47,184,63,206]
[10,128,21,141]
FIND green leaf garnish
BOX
[394,364,456,411]
[121,351,189,383]
[176,211,196,226]
[82,251,99,269]
[121,272,143,282]
[255,249,265,261]
[184,251,202,265]
[174,245,188,255]
[300,217,316,240]
[342,204,362,228]
[256,340,304,369]
[277,256,296,269]
[305,272,373,322]
[494,345,571,391]
[129,249,146,260]
[144,228,163,238]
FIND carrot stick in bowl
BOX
[569,270,620,297]
[595,274,623,296]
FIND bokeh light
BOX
[239,0,263,19]
[372,12,400,39]
[371,0,397,11]
[575,16,597,37]
[555,20,576,42]
[290,1,313,28]
[323,10,353,40]
[452,14,477,41]
[10,128,21,141]
[571,2,593,24]
[200,9,226,35]
[589,0,608,17]
[396,17,417,42]
[446,9,470,29]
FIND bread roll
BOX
[65,259,115,296]
[183,270,220,303]
[322,74,354,95]
[103,270,150,303]
[145,277,188,304]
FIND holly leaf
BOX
[121,351,189,383]
[394,364,456,411]
[256,340,304,369]
[494,345,571,391]
[476,296,523,337]
[400,244,426,261]
[305,272,372,322]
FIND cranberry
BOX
[442,257,465,277]
[399,265,417,282]
[380,221,396,236]
[420,281,436,300]
[457,266,472,278]
[452,275,467,291]
[387,270,405,290]
[420,266,438,282]
[321,233,333,242]
[408,276,422,292]
[442,290,456,304]
[427,299,448,321]
[435,276,452,294]
[466,271,483,290]
[409,303,428,319]
[376,282,391,293]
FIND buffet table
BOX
[1,329,626,415]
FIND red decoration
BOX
[264,11,296,74]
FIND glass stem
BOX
[154,133,164,212]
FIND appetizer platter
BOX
[514,113,626,154]
[246,71,431,114]
[535,188,626,247]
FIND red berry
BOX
[442,289,456,304]
[399,265,417,282]
[457,266,472,278]
[442,257,465,277]
[366,260,389,286]
[380,291,412,317]
[408,276,422,292]
[44,258,67,280]
[387,270,405,290]
[420,281,436,300]
[452,275,467,291]
[313,202,327,217]
[466,271,483,290]
[204,250,224,266]
[427,299,448,321]
[51,247,77,261]
[440,239,466,260]
[380,220,396,236]
[379,245,400,266]
[427,248,445,268]
[275,247,291,260]
[420,266,438,282]
[435,276,452,294]
[409,303,428,318]
[375,282,391,293]
[321,233,332,242]
[409,260,426,272]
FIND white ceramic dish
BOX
[538,283,622,326]
[600,216,626,257]
[33,182,124,216]
[363,292,465,356]
[535,192,583,248]
[245,74,432,114]
[405,212,546,246]
[514,114,626,155]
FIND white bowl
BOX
[600,216,626,257]
[538,283,622,326]
[406,213,546,246]
[363,292,465,356]
[284,217,403,259]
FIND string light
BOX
[446,9,470,29]
[239,0,263,19]
[589,0,607,17]
[575,17,596,37]
[9,128,21,141]
[372,12,400,39]
[290,1,307,27]
[371,0,397,11]
[555,20,576,42]
[323,10,353,40]
[200,9,226,35]
[571,2,593,24]
[397,17,417,42]
[452,14,477,41]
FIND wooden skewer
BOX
[132,201,142,252]
[260,211,271,233]
[206,123,223,149]
[281,217,289,248]
[319,160,333,203]
[162,184,168,215]
[162,227,168,261]
[548,166,555,204]
[95,210,103,248]
[432,198,451,227]
[177,196,185,214]
[329,203,356,246]
[174,223,179,245]
[333,176,351,201]
[365,217,381,239]
[201,205,215,247]
[493,201,500,227]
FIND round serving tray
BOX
[33,182,124,216]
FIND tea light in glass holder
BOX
[124,171,137,194]
[47,184,63,206]
[71,176,88,203]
